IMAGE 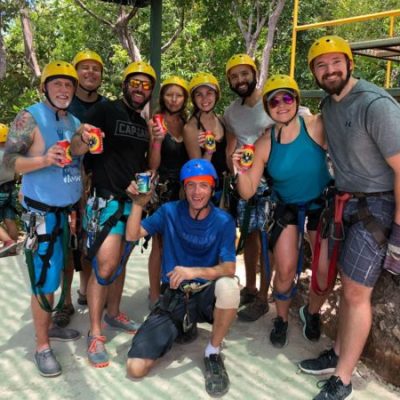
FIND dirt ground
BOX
[0,244,399,399]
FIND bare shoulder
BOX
[304,114,326,148]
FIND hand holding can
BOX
[135,171,152,193]
[57,140,72,166]
[88,128,103,154]
[239,144,255,170]
[153,114,168,135]
[203,131,216,154]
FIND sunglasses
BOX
[128,78,153,91]
[268,93,295,109]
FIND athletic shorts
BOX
[26,211,68,295]
[84,197,132,236]
[274,203,322,231]
[0,183,18,221]
[337,194,394,287]
[127,283,216,360]
[237,181,270,233]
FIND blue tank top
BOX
[22,102,82,207]
[266,117,331,206]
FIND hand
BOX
[148,119,165,143]
[78,123,104,146]
[167,266,194,289]
[383,222,400,275]
[125,176,153,207]
[44,143,66,167]
[231,148,245,175]
[198,131,206,149]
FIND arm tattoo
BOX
[3,111,36,170]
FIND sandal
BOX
[77,289,88,306]
[53,303,75,328]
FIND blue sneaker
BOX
[87,334,109,368]
[34,348,62,377]
[103,312,140,333]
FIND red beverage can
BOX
[239,144,255,170]
[88,127,103,154]
[153,114,167,135]
[57,140,72,166]
[204,131,216,154]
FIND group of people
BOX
[1,34,399,399]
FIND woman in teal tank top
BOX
[232,75,332,349]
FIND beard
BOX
[316,69,351,96]
[230,77,257,98]
[122,84,150,110]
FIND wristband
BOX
[152,142,161,150]
[80,134,89,146]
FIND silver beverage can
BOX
[136,172,151,193]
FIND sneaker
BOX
[34,348,62,377]
[239,287,258,306]
[313,376,353,400]
[48,326,80,342]
[87,334,109,368]
[270,316,288,348]
[0,240,18,258]
[237,297,269,322]
[299,304,321,341]
[77,290,87,306]
[299,348,339,375]
[204,354,230,397]
[103,312,141,333]
[53,303,75,328]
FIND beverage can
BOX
[204,131,216,154]
[136,172,151,193]
[88,127,103,154]
[153,114,167,135]
[57,140,72,166]
[239,144,255,170]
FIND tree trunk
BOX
[0,27,6,79]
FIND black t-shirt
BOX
[159,133,188,182]
[85,99,149,197]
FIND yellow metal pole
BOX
[290,0,300,78]
[385,16,395,88]
[296,9,400,31]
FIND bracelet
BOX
[80,134,89,146]
[152,142,161,150]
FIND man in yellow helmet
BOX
[224,54,274,322]
[299,35,400,400]
[70,60,156,369]
[0,123,19,257]
[3,60,93,377]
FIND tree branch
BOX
[161,7,184,53]
[73,0,114,28]
[20,6,40,78]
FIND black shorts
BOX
[274,203,322,231]
[127,283,216,360]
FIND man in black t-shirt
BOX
[71,61,156,368]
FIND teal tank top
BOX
[266,117,331,206]
[22,103,82,207]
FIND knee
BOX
[126,358,152,379]
[274,264,295,284]
[215,277,240,309]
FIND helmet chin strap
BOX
[78,83,100,97]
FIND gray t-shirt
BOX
[223,98,274,147]
[322,79,400,192]
[0,148,15,186]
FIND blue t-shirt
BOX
[142,200,236,283]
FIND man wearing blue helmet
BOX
[125,159,239,397]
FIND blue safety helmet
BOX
[180,159,218,187]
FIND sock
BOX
[205,341,220,358]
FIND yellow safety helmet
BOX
[40,60,78,86]
[0,124,9,143]
[262,74,300,99]
[308,35,353,67]
[72,50,104,69]
[123,61,157,82]
[225,53,258,75]
[189,72,220,96]
[161,76,189,96]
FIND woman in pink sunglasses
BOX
[232,74,333,350]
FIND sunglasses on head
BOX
[268,93,295,109]
[128,78,153,91]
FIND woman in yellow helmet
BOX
[183,72,228,198]
[233,74,332,349]
[147,75,190,307]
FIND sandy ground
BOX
[0,243,399,400]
